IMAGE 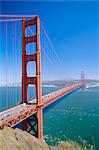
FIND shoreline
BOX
[86,84,99,89]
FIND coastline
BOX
[86,84,99,89]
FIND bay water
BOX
[0,86,99,149]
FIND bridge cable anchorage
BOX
[5,22,8,109]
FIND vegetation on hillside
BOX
[54,140,94,150]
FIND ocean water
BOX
[0,86,99,149]
[43,86,99,149]
[0,86,60,112]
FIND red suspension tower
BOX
[22,16,43,140]
[81,71,86,88]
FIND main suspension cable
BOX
[0,18,22,22]
[28,26,52,64]
[0,14,37,18]
[41,23,62,65]
[40,22,72,80]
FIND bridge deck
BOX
[0,84,80,128]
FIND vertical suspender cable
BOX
[27,26,31,100]
[14,21,17,105]
[5,22,8,109]
[16,21,18,105]
[12,22,15,106]
[41,23,72,80]
[41,24,62,65]
[18,21,20,104]
[11,21,13,106]
[28,25,30,101]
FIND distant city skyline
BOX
[0,1,99,83]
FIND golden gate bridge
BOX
[0,15,85,140]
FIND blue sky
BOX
[0,1,99,82]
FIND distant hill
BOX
[0,79,98,87]
[43,79,99,87]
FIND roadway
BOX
[0,84,80,128]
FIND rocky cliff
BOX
[0,127,92,150]
[0,127,49,150]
